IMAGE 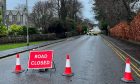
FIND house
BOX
[6,10,26,26]
[0,0,26,26]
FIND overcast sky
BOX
[7,0,97,23]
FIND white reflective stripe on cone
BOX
[125,63,131,73]
[16,58,20,65]
[66,59,71,67]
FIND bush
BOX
[109,12,140,42]
[0,25,8,37]
[109,21,129,39]
[82,24,88,33]
[65,18,77,32]
[48,19,66,34]
[76,24,82,34]
[48,18,78,34]
[130,12,140,41]
[76,23,88,34]
[71,20,77,31]
[100,20,108,35]
[21,26,38,35]
[8,24,23,35]
[100,21,108,30]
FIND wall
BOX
[0,32,79,44]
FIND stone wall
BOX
[0,32,79,44]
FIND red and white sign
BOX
[28,50,53,69]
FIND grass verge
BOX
[0,41,47,51]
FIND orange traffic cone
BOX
[62,54,74,76]
[13,54,24,73]
[121,57,135,83]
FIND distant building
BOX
[0,0,26,26]
[6,10,26,26]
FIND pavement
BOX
[0,36,81,59]
[0,35,140,84]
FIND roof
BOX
[6,10,25,15]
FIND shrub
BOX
[82,24,88,33]
[100,20,108,30]
[76,24,82,33]
[0,25,8,37]
[109,21,129,39]
[48,18,78,34]
[8,24,23,35]
[130,12,140,41]
[48,19,65,34]
[109,12,140,42]
[21,26,38,35]
[65,18,77,32]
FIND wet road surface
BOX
[0,35,140,84]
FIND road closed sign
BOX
[28,50,53,69]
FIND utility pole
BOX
[26,0,29,46]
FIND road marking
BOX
[103,39,140,78]
[105,38,140,65]
[104,39,140,72]
[114,48,140,77]
[115,49,140,77]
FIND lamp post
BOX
[26,0,29,46]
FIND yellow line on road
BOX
[103,39,140,78]
[116,49,140,77]
[117,49,140,72]
[105,39,140,72]
[105,38,140,65]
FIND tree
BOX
[67,0,83,21]
[50,0,83,21]
[30,1,54,33]
[92,0,138,27]
[30,0,83,33]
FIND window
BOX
[20,15,23,24]
[17,14,20,23]
[12,15,17,23]
[9,15,12,22]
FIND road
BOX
[0,35,140,84]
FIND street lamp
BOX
[26,0,29,46]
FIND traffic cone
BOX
[13,54,24,73]
[62,54,74,76]
[121,57,135,83]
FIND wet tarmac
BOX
[0,35,140,84]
